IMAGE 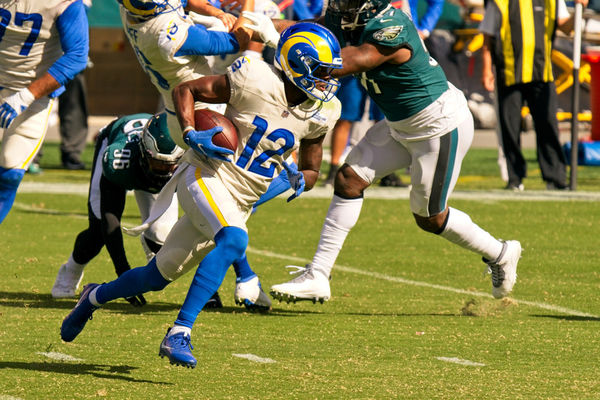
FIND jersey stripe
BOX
[194,167,229,227]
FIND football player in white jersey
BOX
[116,0,289,309]
[61,22,343,368]
[0,0,89,224]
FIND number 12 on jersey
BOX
[236,116,294,178]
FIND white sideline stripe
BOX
[232,353,276,363]
[436,357,486,367]
[36,351,84,362]
[246,247,600,319]
[0,395,24,400]
[17,182,600,202]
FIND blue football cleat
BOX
[159,328,197,368]
[61,283,100,342]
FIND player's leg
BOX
[60,212,215,342]
[525,81,567,189]
[497,84,526,190]
[158,164,252,367]
[409,114,520,298]
[0,95,53,223]
[53,137,108,298]
[271,120,410,302]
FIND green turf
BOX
[2,172,599,399]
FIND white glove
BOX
[0,88,35,129]
[242,11,280,48]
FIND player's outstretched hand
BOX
[282,161,305,202]
[0,88,35,129]
[242,11,280,48]
[184,127,234,162]
[125,294,147,307]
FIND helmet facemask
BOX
[328,0,392,31]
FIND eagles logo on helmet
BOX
[275,22,343,102]
[139,113,184,189]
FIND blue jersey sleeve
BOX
[48,1,90,86]
[175,24,240,57]
[409,0,444,33]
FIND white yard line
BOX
[36,352,84,362]
[17,182,600,201]
[246,247,600,319]
[232,353,276,363]
[436,357,486,367]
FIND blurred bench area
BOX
[85,2,160,116]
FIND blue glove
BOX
[183,127,234,162]
[0,88,35,129]
[282,161,305,202]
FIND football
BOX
[194,108,239,151]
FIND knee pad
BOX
[215,226,248,260]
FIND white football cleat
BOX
[270,265,330,304]
[234,276,271,311]
[485,240,522,299]
[52,263,84,298]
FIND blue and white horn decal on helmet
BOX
[117,0,181,18]
[275,22,343,102]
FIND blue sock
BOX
[253,165,291,210]
[175,226,248,328]
[96,258,169,304]
[0,167,25,224]
[232,254,256,283]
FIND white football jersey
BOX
[185,56,341,211]
[120,4,213,113]
[0,0,76,90]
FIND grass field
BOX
[1,143,600,399]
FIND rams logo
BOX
[373,26,403,42]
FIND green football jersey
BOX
[99,113,161,193]
[325,7,449,121]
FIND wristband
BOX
[182,125,195,135]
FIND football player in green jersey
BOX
[261,0,522,303]
[51,113,185,306]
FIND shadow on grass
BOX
[0,361,171,384]
[530,314,600,322]
[0,291,322,316]
[0,291,182,313]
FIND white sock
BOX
[439,207,503,261]
[169,325,192,337]
[65,254,85,274]
[311,195,363,277]
[88,286,101,307]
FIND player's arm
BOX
[177,0,255,55]
[297,135,326,191]
[173,75,231,131]
[172,75,235,161]
[186,0,237,31]
[0,1,88,129]
[332,43,411,78]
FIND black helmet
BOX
[327,0,392,31]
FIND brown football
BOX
[194,108,239,151]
